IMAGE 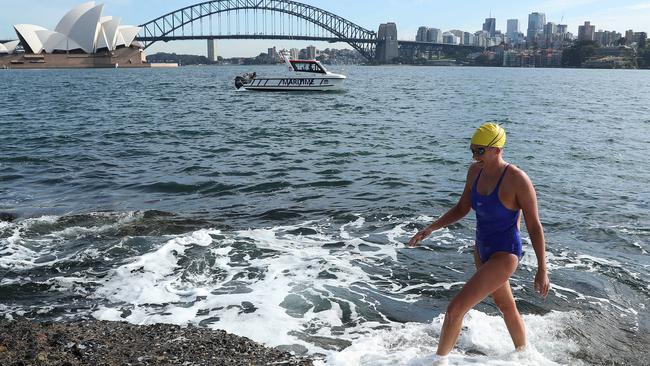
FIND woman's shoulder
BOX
[506,164,533,184]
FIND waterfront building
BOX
[449,30,465,44]
[625,30,634,44]
[483,18,496,37]
[442,32,460,45]
[207,39,218,62]
[464,32,474,46]
[290,48,300,60]
[427,28,442,43]
[474,31,490,47]
[594,30,622,47]
[416,27,428,42]
[578,21,595,41]
[10,1,140,55]
[527,12,546,44]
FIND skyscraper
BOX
[544,22,557,36]
[306,45,316,59]
[483,18,496,37]
[507,19,519,37]
[427,28,442,43]
[527,12,546,43]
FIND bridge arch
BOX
[138,0,377,60]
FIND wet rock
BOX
[0,212,16,222]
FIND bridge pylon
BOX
[376,23,399,63]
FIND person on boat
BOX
[407,122,550,363]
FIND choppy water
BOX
[1,65,649,365]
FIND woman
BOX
[408,123,550,362]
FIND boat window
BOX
[291,62,325,74]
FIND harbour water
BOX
[1,65,649,365]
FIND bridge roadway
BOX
[137,35,373,44]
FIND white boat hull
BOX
[240,76,345,91]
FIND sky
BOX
[1,0,649,57]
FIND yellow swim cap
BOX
[471,123,506,148]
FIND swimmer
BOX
[408,123,550,357]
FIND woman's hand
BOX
[534,269,550,298]
[408,227,431,247]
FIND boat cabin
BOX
[289,60,327,74]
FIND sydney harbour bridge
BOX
[135,0,485,63]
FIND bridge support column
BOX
[376,23,399,63]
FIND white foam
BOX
[0,212,142,270]
[325,310,583,366]
[86,217,588,366]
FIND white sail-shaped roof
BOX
[114,32,126,47]
[14,24,48,54]
[54,1,96,36]
[67,4,104,53]
[2,40,20,53]
[0,44,7,54]
[96,27,109,50]
[53,37,83,53]
[101,18,121,50]
[35,30,58,48]
[118,26,140,48]
[40,32,80,53]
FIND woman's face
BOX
[470,144,500,164]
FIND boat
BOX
[234,53,346,91]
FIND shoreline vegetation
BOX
[147,41,650,70]
[0,319,314,366]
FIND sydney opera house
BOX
[1,2,150,69]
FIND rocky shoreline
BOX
[0,319,314,366]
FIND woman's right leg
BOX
[436,252,518,356]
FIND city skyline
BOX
[1,0,649,57]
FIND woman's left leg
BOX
[436,252,519,356]
[474,251,526,349]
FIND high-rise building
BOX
[427,28,442,43]
[306,45,316,59]
[268,46,278,61]
[483,18,496,37]
[557,24,568,34]
[507,19,519,37]
[416,26,428,42]
[290,48,300,60]
[527,12,546,43]
[578,21,595,41]
[625,30,634,44]
[544,22,557,35]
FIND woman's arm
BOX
[407,165,478,247]
[516,171,550,298]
